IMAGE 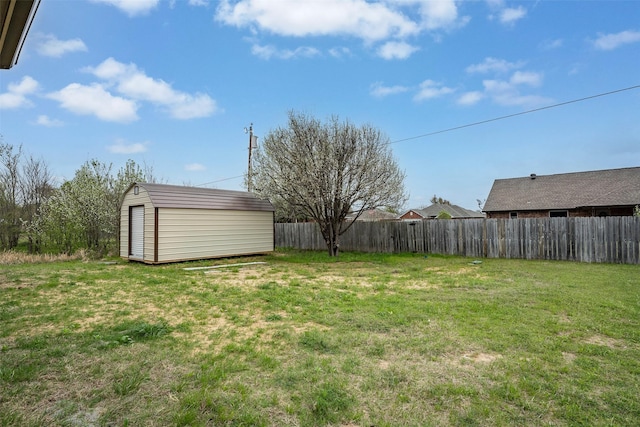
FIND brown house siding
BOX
[487,206,635,219]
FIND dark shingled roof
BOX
[407,203,485,219]
[483,167,640,212]
[129,183,274,212]
[346,208,399,221]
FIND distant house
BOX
[483,167,640,219]
[400,203,484,221]
[120,183,274,264]
[345,208,398,222]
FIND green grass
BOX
[0,249,639,426]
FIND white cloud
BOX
[89,56,131,79]
[510,71,542,87]
[499,6,527,25]
[169,94,220,120]
[328,47,351,58]
[413,80,454,102]
[108,139,149,154]
[87,57,219,119]
[9,75,39,94]
[0,76,39,109]
[457,91,484,106]
[418,0,466,31]
[466,57,524,74]
[593,30,640,51]
[485,0,504,8]
[36,115,64,127]
[36,34,87,57]
[188,0,208,6]
[216,0,421,41]
[370,82,409,98]
[116,73,180,104]
[47,83,139,123]
[0,92,29,109]
[540,38,563,50]
[217,0,469,43]
[251,44,321,60]
[377,41,419,60]
[90,0,159,16]
[461,65,549,108]
[482,71,551,107]
[185,163,206,172]
[216,1,471,58]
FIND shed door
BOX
[130,206,144,259]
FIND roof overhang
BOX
[0,0,40,69]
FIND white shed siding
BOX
[119,185,155,262]
[120,182,274,264]
[156,208,273,262]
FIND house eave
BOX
[0,0,39,69]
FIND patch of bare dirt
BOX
[556,313,572,324]
[378,360,391,369]
[461,352,502,363]
[406,282,441,290]
[584,334,625,349]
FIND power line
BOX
[389,84,640,145]
[196,175,244,187]
[197,84,640,187]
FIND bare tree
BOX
[0,142,23,249]
[251,111,406,256]
[430,195,451,205]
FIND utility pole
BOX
[246,123,257,192]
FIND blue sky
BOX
[1,0,639,211]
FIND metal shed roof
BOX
[129,183,274,212]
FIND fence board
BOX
[275,217,640,264]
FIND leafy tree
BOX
[40,159,148,255]
[436,210,452,219]
[46,160,114,253]
[251,111,406,256]
[634,205,640,217]
[40,180,87,254]
[0,139,153,256]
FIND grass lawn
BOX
[1,249,639,426]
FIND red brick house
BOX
[483,167,640,219]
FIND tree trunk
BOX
[325,236,339,257]
[323,222,340,257]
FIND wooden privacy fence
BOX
[275,217,640,264]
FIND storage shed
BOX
[120,183,275,264]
